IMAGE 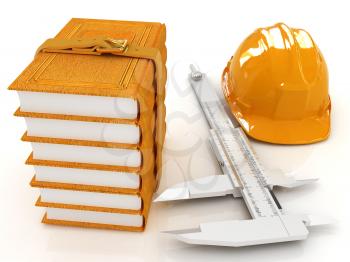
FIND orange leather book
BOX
[8,18,167,231]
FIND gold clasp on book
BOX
[103,38,128,51]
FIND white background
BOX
[1,0,350,261]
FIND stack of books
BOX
[9,18,167,231]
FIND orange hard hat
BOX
[222,23,331,144]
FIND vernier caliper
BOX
[154,65,332,247]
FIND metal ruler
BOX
[154,65,331,247]
[192,71,280,219]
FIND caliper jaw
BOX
[266,169,318,189]
[162,214,332,247]
[154,171,318,202]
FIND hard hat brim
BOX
[230,101,331,145]
[222,65,331,145]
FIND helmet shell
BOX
[222,23,331,144]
